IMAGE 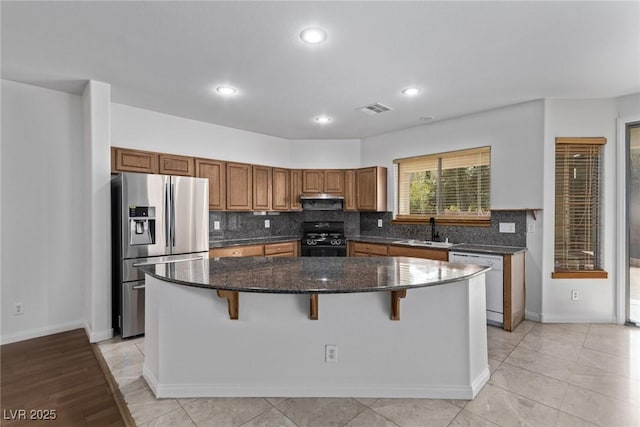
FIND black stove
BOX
[301,221,346,257]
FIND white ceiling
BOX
[2,1,639,140]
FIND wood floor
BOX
[1,329,130,426]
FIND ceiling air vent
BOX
[356,103,392,115]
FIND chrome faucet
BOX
[430,217,440,241]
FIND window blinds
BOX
[394,146,490,219]
[554,138,605,272]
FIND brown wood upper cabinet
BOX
[226,162,253,211]
[252,165,272,211]
[195,158,226,211]
[357,166,387,211]
[290,169,302,211]
[272,168,290,211]
[344,170,357,211]
[302,169,345,195]
[159,153,195,176]
[112,147,159,174]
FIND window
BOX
[553,137,607,279]
[393,146,491,225]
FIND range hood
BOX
[300,194,344,211]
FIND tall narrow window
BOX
[394,146,490,225]
[553,137,607,278]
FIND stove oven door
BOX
[301,245,346,257]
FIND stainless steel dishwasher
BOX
[449,251,504,326]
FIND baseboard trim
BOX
[539,314,616,324]
[0,320,85,345]
[84,322,113,343]
[470,367,491,399]
[525,311,541,322]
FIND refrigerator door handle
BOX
[132,284,146,290]
[165,183,170,248]
[133,255,204,267]
[171,183,176,247]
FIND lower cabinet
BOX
[264,241,299,257]
[503,252,526,332]
[348,241,388,257]
[209,240,300,259]
[388,245,448,261]
[209,244,264,258]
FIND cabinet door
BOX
[357,167,387,211]
[209,244,264,258]
[349,242,388,256]
[272,168,290,211]
[252,165,272,210]
[388,245,448,261]
[112,147,159,174]
[302,170,324,193]
[324,170,345,194]
[226,162,253,210]
[195,159,226,210]
[264,241,297,257]
[159,154,195,176]
[290,169,303,211]
[344,170,357,211]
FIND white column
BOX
[83,81,112,342]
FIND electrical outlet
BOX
[14,302,24,316]
[499,222,516,233]
[571,290,579,301]
[264,219,270,229]
[377,219,383,228]
[528,223,536,233]
[325,344,338,363]
[214,221,220,230]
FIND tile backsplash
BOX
[209,211,360,241]
[209,210,526,247]
[359,211,527,247]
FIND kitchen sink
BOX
[392,239,456,248]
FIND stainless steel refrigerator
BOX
[111,172,209,338]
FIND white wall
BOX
[111,104,291,167]
[361,100,545,318]
[1,80,85,343]
[616,93,640,117]
[361,100,545,211]
[542,99,617,322]
[289,139,361,168]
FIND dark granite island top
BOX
[139,256,489,294]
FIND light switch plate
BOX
[377,219,383,228]
[214,221,220,230]
[499,223,516,233]
[265,219,270,229]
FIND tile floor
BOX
[98,321,640,426]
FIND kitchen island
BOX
[140,256,490,399]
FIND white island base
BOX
[143,274,489,400]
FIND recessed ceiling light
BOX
[300,27,327,44]
[216,86,237,96]
[314,115,331,124]
[402,87,421,96]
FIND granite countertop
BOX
[209,235,301,248]
[448,244,526,255]
[348,235,525,255]
[139,256,488,294]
